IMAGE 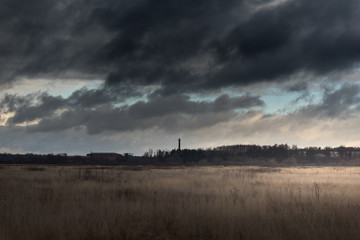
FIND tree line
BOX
[1,144,360,165]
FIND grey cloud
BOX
[2,0,360,95]
[286,81,309,92]
[0,93,35,112]
[0,0,110,83]
[128,94,264,118]
[0,0,360,117]
[207,0,360,88]
[1,83,143,125]
[298,84,360,118]
[28,107,235,135]
[0,93,62,125]
[8,94,65,124]
[23,93,263,134]
[213,94,265,111]
[67,84,140,108]
[99,0,360,93]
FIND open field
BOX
[1,166,360,240]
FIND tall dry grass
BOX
[1,165,360,239]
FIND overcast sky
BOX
[1,0,360,155]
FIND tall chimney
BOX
[178,138,181,151]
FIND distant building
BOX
[86,152,122,161]
[330,151,340,158]
[351,151,360,159]
[315,153,326,158]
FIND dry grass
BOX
[1,165,360,240]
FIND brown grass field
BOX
[1,165,360,240]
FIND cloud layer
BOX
[1,0,360,153]
[1,0,360,91]
[1,92,264,134]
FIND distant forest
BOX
[2,144,360,166]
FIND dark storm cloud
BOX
[12,93,263,134]
[0,93,35,112]
[2,0,360,137]
[67,84,141,108]
[0,83,140,125]
[95,0,360,92]
[128,94,264,118]
[7,94,65,125]
[207,0,360,89]
[298,84,360,118]
[0,0,112,83]
[2,0,360,94]
[1,93,66,125]
[286,81,309,92]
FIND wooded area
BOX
[1,144,360,166]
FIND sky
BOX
[1,0,360,155]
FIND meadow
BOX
[1,165,360,240]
